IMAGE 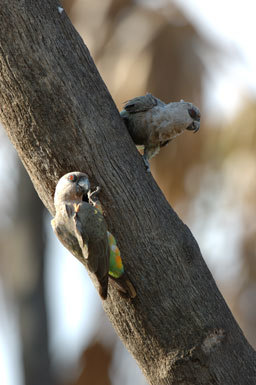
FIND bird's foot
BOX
[88,186,101,205]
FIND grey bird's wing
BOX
[123,93,161,113]
[121,93,165,146]
[73,202,110,299]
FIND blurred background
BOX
[1,0,256,384]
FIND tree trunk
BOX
[0,1,255,384]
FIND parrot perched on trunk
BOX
[120,93,200,171]
[51,172,136,299]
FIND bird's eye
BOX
[188,108,200,121]
[68,174,77,182]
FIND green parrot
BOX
[52,171,136,299]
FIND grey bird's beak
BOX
[77,176,90,193]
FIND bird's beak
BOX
[186,107,200,133]
[186,121,200,133]
[77,176,90,193]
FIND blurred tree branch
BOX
[0,1,255,384]
[12,161,54,385]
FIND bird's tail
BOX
[110,273,136,299]
[98,274,109,300]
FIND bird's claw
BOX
[88,186,101,204]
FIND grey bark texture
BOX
[0,1,255,384]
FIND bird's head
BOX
[184,102,201,133]
[166,101,200,136]
[54,171,90,206]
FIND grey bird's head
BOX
[184,102,200,133]
[54,171,90,206]
[162,100,200,137]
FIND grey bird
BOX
[51,172,110,299]
[120,93,200,171]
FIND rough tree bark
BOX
[0,1,255,384]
